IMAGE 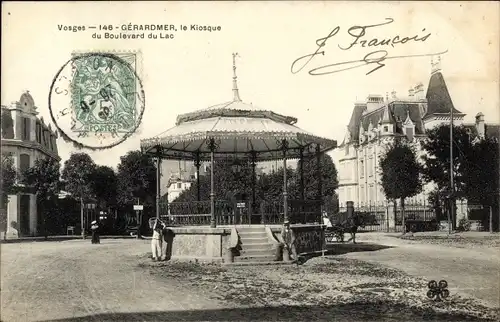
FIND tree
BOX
[1,153,17,235]
[298,153,339,203]
[23,157,61,237]
[463,137,499,204]
[92,165,117,209]
[421,125,472,198]
[61,153,96,200]
[116,151,157,237]
[61,153,96,237]
[421,124,473,229]
[379,139,423,232]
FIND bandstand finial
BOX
[232,53,241,102]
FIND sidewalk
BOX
[361,230,500,239]
[0,235,139,243]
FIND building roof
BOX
[342,69,463,146]
[424,71,463,119]
[141,55,337,161]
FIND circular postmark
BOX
[49,52,145,150]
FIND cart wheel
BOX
[428,280,437,289]
[426,290,434,299]
[441,289,449,299]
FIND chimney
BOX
[391,90,397,99]
[414,82,424,100]
[475,112,485,139]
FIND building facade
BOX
[336,59,497,208]
[1,92,60,238]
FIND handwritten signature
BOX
[291,18,448,76]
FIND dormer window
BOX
[384,126,389,132]
[402,110,415,141]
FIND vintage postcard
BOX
[1,1,499,321]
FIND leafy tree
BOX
[1,153,17,208]
[92,165,117,209]
[421,124,473,229]
[116,151,157,237]
[61,153,96,237]
[1,153,17,235]
[464,137,499,208]
[23,157,61,237]
[117,151,157,205]
[61,153,96,201]
[379,139,423,232]
[298,153,339,201]
[421,125,472,198]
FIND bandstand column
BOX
[316,144,322,211]
[250,151,257,220]
[281,140,289,223]
[194,152,201,202]
[299,147,305,201]
[155,149,163,220]
[208,139,218,228]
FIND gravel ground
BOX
[398,235,500,249]
[141,255,500,321]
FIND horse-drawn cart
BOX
[323,213,364,244]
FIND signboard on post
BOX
[236,202,245,208]
[133,205,144,211]
[468,205,483,210]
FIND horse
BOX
[329,212,365,244]
[344,212,365,244]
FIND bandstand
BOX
[140,54,337,263]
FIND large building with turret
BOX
[1,92,60,238]
[336,58,499,208]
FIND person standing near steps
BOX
[151,218,165,261]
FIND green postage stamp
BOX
[49,51,145,150]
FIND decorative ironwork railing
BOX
[289,199,322,224]
[157,199,323,226]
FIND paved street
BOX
[353,233,500,308]
[1,234,498,321]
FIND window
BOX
[35,123,40,143]
[406,127,414,140]
[360,160,364,177]
[384,126,388,132]
[22,117,31,141]
[19,154,30,179]
[177,183,182,189]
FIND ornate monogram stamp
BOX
[49,51,145,150]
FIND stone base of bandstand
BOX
[163,224,326,264]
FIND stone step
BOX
[225,261,296,266]
[239,242,275,251]
[239,236,269,245]
[237,231,267,239]
[235,226,267,233]
[233,254,277,262]
[240,248,276,257]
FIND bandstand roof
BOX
[140,55,337,162]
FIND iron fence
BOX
[337,202,437,232]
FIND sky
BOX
[2,1,499,170]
